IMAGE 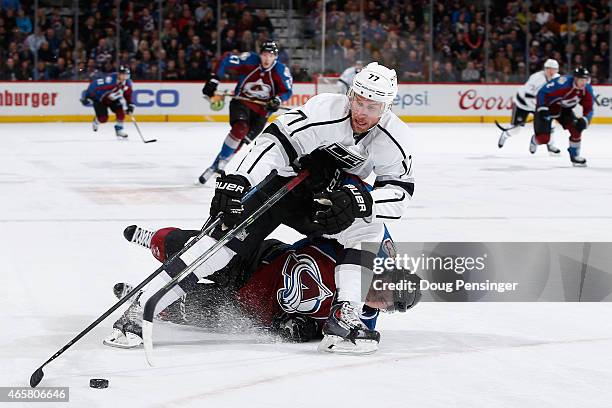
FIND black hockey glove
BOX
[574,116,588,132]
[210,172,251,229]
[265,96,282,112]
[311,184,373,235]
[126,103,135,114]
[202,74,220,98]
[294,149,343,193]
[271,312,319,342]
[536,106,551,122]
[80,95,92,106]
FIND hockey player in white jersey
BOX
[105,62,414,355]
[336,60,364,94]
[498,59,559,151]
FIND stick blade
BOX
[142,320,155,367]
[144,139,157,143]
[30,368,44,388]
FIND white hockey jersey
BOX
[513,70,560,112]
[235,93,415,221]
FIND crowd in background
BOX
[0,0,610,84]
[311,0,611,84]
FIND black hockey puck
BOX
[89,378,109,389]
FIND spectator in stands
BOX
[15,8,31,34]
[401,49,424,82]
[25,26,45,54]
[1,56,18,80]
[254,9,274,36]
[461,61,480,82]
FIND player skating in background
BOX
[336,60,364,94]
[198,41,293,184]
[533,67,595,167]
[108,62,414,354]
[106,223,420,348]
[498,59,559,150]
[80,66,134,139]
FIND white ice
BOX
[1,122,612,407]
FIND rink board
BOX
[1,81,611,123]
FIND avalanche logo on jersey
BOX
[244,78,272,100]
[276,252,333,314]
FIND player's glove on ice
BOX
[210,172,251,229]
[202,74,220,98]
[311,184,373,235]
[265,96,282,112]
[271,312,319,342]
[127,104,135,114]
[574,116,588,132]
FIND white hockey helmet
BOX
[543,59,559,70]
[349,62,398,113]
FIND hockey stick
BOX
[29,217,221,388]
[494,118,533,132]
[206,91,292,111]
[142,169,310,366]
[130,115,157,143]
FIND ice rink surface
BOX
[1,121,612,407]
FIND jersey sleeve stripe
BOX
[289,113,351,137]
[374,179,415,197]
[262,122,299,163]
[246,143,275,174]
[375,192,406,204]
[375,215,402,220]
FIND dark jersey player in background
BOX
[198,41,293,184]
[81,66,135,139]
[533,67,595,167]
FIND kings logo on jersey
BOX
[276,252,333,314]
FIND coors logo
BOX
[458,89,513,111]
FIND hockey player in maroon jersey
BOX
[108,224,420,347]
[81,66,134,139]
[533,67,595,166]
[198,41,293,184]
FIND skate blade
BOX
[116,135,129,141]
[317,335,378,355]
[572,162,587,167]
[548,151,561,156]
[103,329,143,349]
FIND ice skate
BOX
[529,135,538,154]
[115,125,128,140]
[568,142,587,167]
[547,143,561,155]
[103,292,143,349]
[197,157,228,185]
[92,118,99,132]
[318,302,380,355]
[497,130,510,148]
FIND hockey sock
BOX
[139,235,236,315]
[568,141,581,157]
[534,133,550,145]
